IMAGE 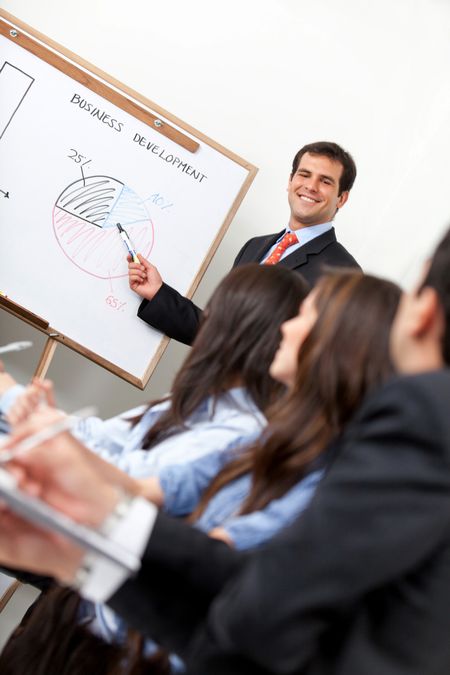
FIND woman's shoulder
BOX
[210,388,266,425]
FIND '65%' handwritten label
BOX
[105,295,127,312]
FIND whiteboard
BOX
[0,14,257,387]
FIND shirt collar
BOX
[286,221,333,245]
[145,388,262,423]
[205,387,261,418]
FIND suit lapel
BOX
[279,227,337,270]
[243,230,284,264]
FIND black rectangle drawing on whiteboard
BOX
[0,61,34,139]
[0,12,257,387]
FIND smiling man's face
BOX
[287,152,349,230]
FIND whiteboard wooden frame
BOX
[0,10,258,388]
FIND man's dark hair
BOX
[290,141,357,194]
[421,226,450,365]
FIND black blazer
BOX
[110,371,450,675]
[137,227,360,345]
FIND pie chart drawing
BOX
[52,176,154,279]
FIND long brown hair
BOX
[0,586,170,675]
[190,270,401,519]
[140,264,309,449]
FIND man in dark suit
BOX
[2,230,449,674]
[129,141,360,344]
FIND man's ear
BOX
[336,191,349,209]
[411,287,441,338]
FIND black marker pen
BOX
[116,223,139,263]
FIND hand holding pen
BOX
[1,394,140,492]
[0,406,122,533]
[0,411,140,581]
[0,406,94,463]
[115,221,164,300]
[6,378,56,427]
[127,253,163,301]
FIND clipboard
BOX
[0,468,140,574]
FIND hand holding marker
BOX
[0,406,96,463]
[116,223,139,263]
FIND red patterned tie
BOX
[264,232,298,265]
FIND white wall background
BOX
[1,0,449,416]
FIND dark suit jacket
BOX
[110,371,450,675]
[137,227,360,345]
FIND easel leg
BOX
[0,579,21,613]
[34,337,58,379]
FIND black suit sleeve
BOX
[137,283,203,346]
[108,512,245,654]
[135,233,272,344]
[188,376,450,673]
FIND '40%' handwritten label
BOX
[144,192,173,210]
